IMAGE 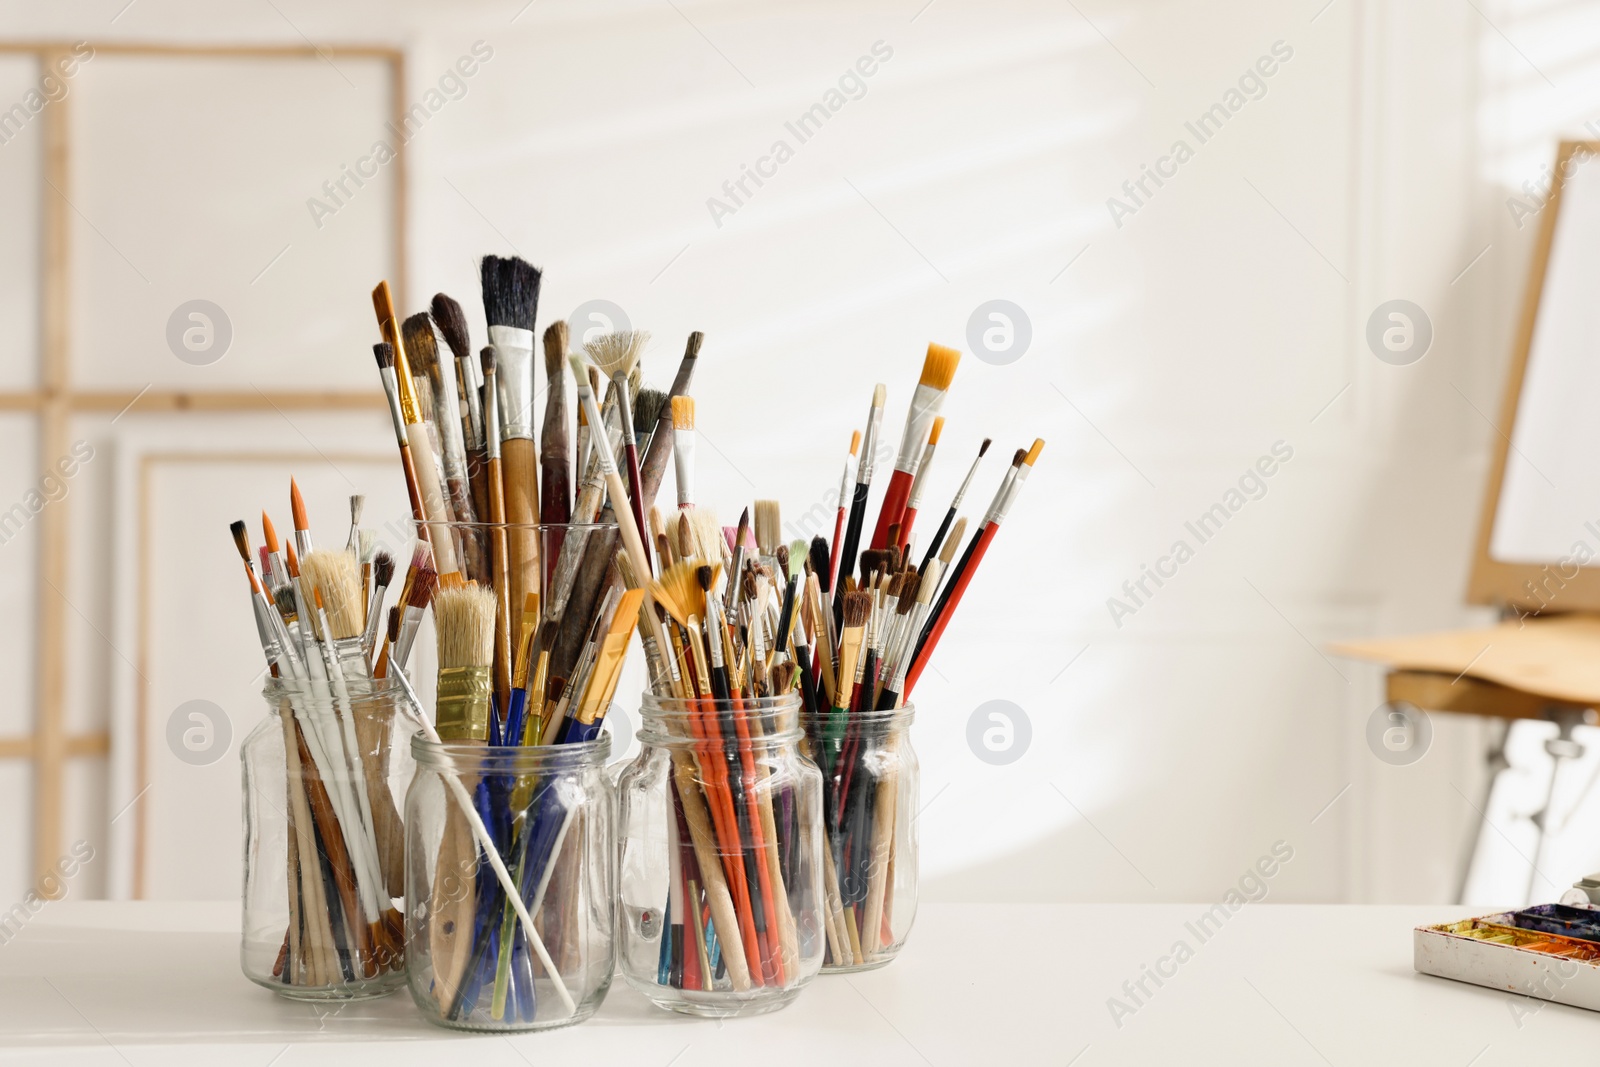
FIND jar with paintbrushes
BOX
[241,674,414,999]
[616,692,827,1016]
[394,519,625,1030]
[803,704,918,970]
[405,733,614,1031]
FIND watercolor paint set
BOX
[1415,904,1600,1010]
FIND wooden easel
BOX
[1337,140,1600,905]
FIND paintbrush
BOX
[897,416,942,552]
[392,544,439,671]
[919,437,989,576]
[230,520,297,678]
[373,281,460,582]
[908,440,1042,693]
[836,386,885,624]
[726,507,750,613]
[585,331,650,572]
[290,478,313,559]
[406,312,486,581]
[540,321,572,530]
[481,255,543,646]
[344,495,364,556]
[431,293,491,554]
[428,581,497,1009]
[480,345,514,709]
[829,431,860,594]
[563,588,645,743]
[360,551,394,658]
[371,340,433,549]
[869,344,960,550]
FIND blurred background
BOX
[0,0,1592,911]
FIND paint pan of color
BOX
[1416,912,1600,1011]
[1511,903,1600,943]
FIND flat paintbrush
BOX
[869,343,960,550]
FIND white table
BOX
[0,901,1588,1064]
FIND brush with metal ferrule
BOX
[869,343,960,551]
[908,440,1042,694]
[261,511,289,589]
[672,395,697,509]
[480,345,515,710]
[289,478,313,560]
[919,436,989,576]
[897,416,943,552]
[828,431,859,593]
[482,255,543,653]
[836,386,885,627]
[373,280,459,582]
[393,544,439,671]
[568,353,676,697]
[406,312,486,582]
[359,551,394,658]
[585,331,650,573]
[230,520,295,677]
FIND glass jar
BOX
[241,677,413,999]
[404,734,614,1031]
[803,705,919,971]
[616,693,826,1016]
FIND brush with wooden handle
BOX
[480,346,514,712]
[373,280,460,581]
[481,255,542,653]
[405,311,486,582]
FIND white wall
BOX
[4,0,1599,907]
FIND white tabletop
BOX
[0,901,1585,1064]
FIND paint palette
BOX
[1415,911,1600,1010]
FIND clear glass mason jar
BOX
[241,677,413,999]
[616,693,826,1016]
[404,733,614,1031]
[803,704,919,971]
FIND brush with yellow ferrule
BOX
[426,581,497,1010]
[564,588,644,743]
[433,582,497,743]
[585,331,651,572]
[481,256,542,642]
[822,590,871,776]
[870,343,960,551]
[503,592,539,747]
[374,281,462,585]
[897,415,943,552]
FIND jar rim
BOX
[262,676,402,705]
[409,730,611,769]
[800,702,915,725]
[634,692,804,747]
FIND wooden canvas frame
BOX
[0,41,402,897]
[1468,140,1600,612]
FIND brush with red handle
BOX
[906,439,1042,695]
[896,415,943,553]
[868,343,960,551]
[827,430,859,593]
